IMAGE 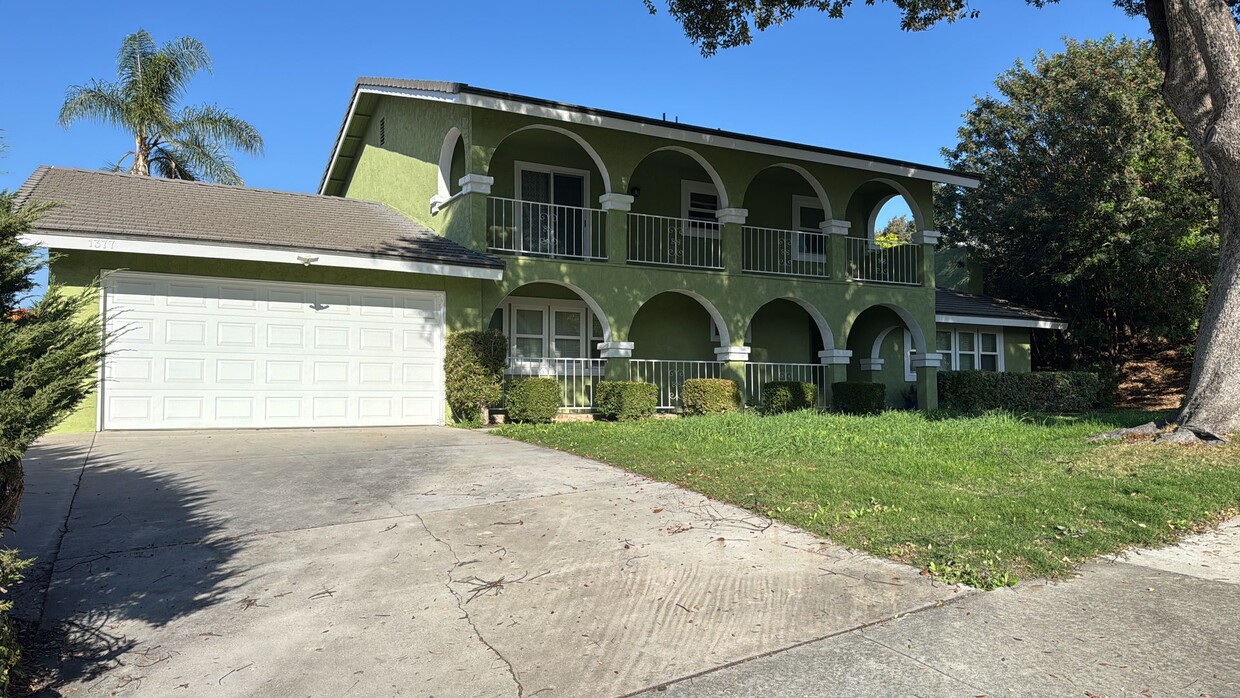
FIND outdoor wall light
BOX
[629,186,641,198]
[297,255,319,266]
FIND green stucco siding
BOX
[1005,327,1033,372]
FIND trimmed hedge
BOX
[681,378,742,415]
[444,330,508,423]
[937,371,1102,413]
[761,381,817,414]
[832,382,886,415]
[505,377,561,423]
[596,381,658,421]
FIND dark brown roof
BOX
[15,166,502,270]
[936,289,1065,326]
[320,77,981,196]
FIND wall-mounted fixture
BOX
[297,255,319,266]
[628,187,641,199]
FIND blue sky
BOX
[2,1,1146,205]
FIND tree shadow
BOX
[12,444,246,695]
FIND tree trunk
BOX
[0,457,23,529]
[132,132,151,176]
[1147,0,1240,439]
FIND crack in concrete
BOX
[415,513,524,698]
[34,433,96,630]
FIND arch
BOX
[741,163,832,220]
[634,289,731,347]
[487,124,613,196]
[436,126,462,202]
[496,280,614,343]
[640,145,730,209]
[748,296,835,350]
[845,303,929,354]
[870,325,900,360]
[848,177,928,236]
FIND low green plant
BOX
[443,330,507,424]
[831,382,886,414]
[0,549,30,691]
[938,371,1102,413]
[681,378,741,415]
[760,381,816,414]
[596,381,657,421]
[505,377,561,423]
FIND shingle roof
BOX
[936,289,1065,325]
[15,166,503,270]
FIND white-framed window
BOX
[510,305,547,359]
[514,161,594,258]
[791,195,827,262]
[503,296,605,362]
[934,326,1004,372]
[515,160,590,208]
[681,180,721,238]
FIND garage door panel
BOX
[102,273,444,429]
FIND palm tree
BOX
[59,30,263,185]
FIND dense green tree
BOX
[936,37,1217,366]
[875,213,917,247]
[0,192,102,517]
[59,29,263,184]
[649,0,1240,439]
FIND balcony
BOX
[846,238,922,285]
[626,213,723,270]
[487,197,607,261]
[741,226,830,278]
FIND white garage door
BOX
[101,272,445,430]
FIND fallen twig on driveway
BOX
[458,571,550,603]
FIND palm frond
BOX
[58,81,131,129]
[167,132,241,184]
[148,145,199,181]
[176,104,264,155]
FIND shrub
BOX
[937,371,1102,413]
[505,377,561,423]
[832,382,887,415]
[681,378,741,415]
[596,381,658,421]
[0,549,29,692]
[761,381,817,414]
[444,330,507,423]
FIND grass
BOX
[496,410,1240,589]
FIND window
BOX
[681,180,720,238]
[552,309,585,358]
[935,327,1004,372]
[791,196,826,261]
[515,161,592,257]
[511,307,546,358]
[504,297,605,363]
[980,332,1000,371]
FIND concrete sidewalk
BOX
[648,519,1240,697]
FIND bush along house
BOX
[18,78,1066,431]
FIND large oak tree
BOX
[649,0,1240,440]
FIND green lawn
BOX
[497,410,1240,589]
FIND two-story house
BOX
[19,78,1064,432]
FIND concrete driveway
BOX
[13,428,964,696]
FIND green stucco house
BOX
[19,78,1064,432]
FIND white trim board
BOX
[322,85,981,193]
[935,314,1067,330]
[22,232,504,281]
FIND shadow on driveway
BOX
[16,442,245,694]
